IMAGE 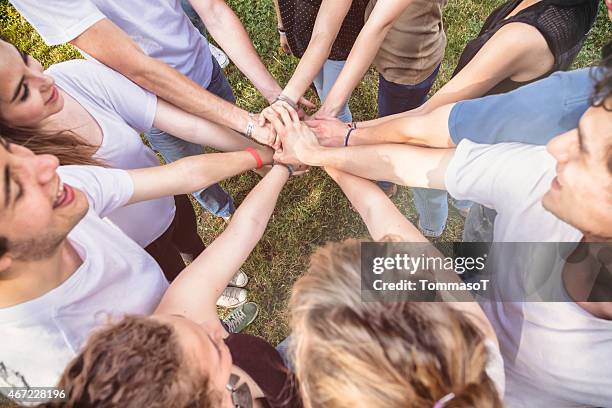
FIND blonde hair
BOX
[290,239,502,408]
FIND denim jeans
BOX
[144,57,236,218]
[313,59,353,123]
[181,0,206,35]
[376,66,446,237]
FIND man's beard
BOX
[9,230,66,261]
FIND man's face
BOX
[606,0,612,21]
[0,140,88,262]
[544,105,612,240]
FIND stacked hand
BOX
[305,116,347,147]
[259,101,321,169]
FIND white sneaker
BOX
[209,43,229,69]
[229,270,249,288]
[216,287,247,308]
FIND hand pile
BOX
[248,99,351,171]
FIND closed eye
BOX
[19,84,29,102]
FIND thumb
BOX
[299,97,317,109]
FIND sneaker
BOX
[229,270,249,288]
[209,43,230,69]
[222,302,259,333]
[216,287,247,308]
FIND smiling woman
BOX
[0,41,100,166]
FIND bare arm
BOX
[414,22,554,114]
[127,148,273,204]
[316,0,414,117]
[335,22,553,126]
[190,0,282,103]
[312,23,553,146]
[273,0,283,26]
[154,165,289,321]
[280,0,353,104]
[308,103,455,148]
[71,19,272,142]
[153,99,272,152]
[267,108,453,189]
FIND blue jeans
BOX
[377,66,447,237]
[144,57,236,218]
[313,59,353,123]
[181,0,206,35]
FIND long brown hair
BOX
[40,315,220,408]
[0,123,104,166]
[290,239,503,408]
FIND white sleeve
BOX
[57,165,134,218]
[48,60,157,131]
[444,140,555,213]
[9,0,105,45]
[96,65,157,131]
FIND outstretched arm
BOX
[153,99,273,152]
[126,147,273,204]
[308,103,455,148]
[190,0,282,103]
[264,105,453,189]
[276,0,352,105]
[154,165,290,321]
[71,19,274,144]
[318,23,554,142]
[316,0,414,117]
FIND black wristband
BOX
[344,127,356,147]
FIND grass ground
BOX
[0,0,610,347]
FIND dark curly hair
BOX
[40,316,221,408]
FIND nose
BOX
[546,130,575,163]
[35,154,60,185]
[30,68,55,92]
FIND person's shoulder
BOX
[46,59,112,89]
[494,21,549,52]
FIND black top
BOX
[452,0,599,95]
[226,333,302,408]
[278,0,369,60]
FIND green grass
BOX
[0,0,610,345]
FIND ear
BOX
[0,254,12,272]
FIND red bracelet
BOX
[245,147,263,169]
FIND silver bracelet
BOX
[245,113,255,139]
[275,94,298,110]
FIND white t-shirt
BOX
[47,59,174,247]
[10,0,213,87]
[0,166,168,387]
[446,140,612,407]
